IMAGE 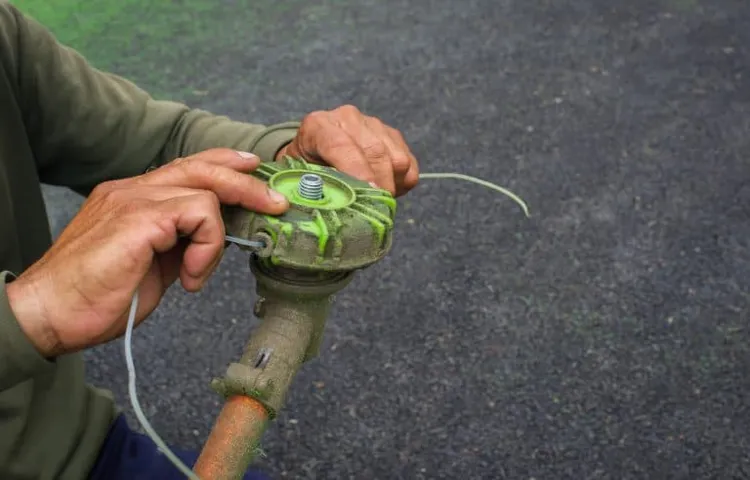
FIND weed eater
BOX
[191,156,396,479]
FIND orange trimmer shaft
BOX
[193,395,270,479]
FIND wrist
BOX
[6,277,61,358]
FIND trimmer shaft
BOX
[196,157,397,480]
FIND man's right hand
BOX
[6,148,289,358]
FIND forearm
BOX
[151,111,300,173]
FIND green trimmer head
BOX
[222,156,397,272]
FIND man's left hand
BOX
[276,105,419,197]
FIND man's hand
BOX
[6,149,289,358]
[277,105,419,197]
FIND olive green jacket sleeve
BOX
[0,272,55,390]
[0,2,300,196]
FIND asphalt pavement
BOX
[42,0,750,478]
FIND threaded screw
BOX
[298,173,324,200]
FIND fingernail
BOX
[268,188,288,204]
[369,181,379,189]
[237,151,258,160]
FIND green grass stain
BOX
[9,0,318,101]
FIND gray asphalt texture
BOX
[42,0,750,478]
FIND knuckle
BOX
[107,193,146,222]
[214,168,246,197]
[337,104,360,116]
[163,156,195,180]
[89,181,113,198]
[388,126,406,143]
[392,153,411,171]
[303,110,328,125]
[173,156,195,172]
[90,178,132,197]
[97,183,128,205]
[202,190,221,210]
[321,132,352,152]
[194,191,221,215]
[185,194,223,233]
[170,156,190,168]
[366,116,384,128]
[176,157,215,178]
[405,169,420,188]
[118,199,145,219]
[363,140,388,159]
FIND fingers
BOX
[294,106,420,196]
[297,111,379,187]
[175,148,261,171]
[364,117,421,196]
[96,185,229,291]
[358,117,396,194]
[384,125,420,195]
[132,148,289,214]
[151,192,226,292]
[335,106,396,193]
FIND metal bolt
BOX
[298,173,324,200]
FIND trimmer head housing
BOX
[222,156,397,272]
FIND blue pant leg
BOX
[88,414,271,480]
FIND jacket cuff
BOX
[247,121,300,162]
[0,271,55,390]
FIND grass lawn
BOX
[9,0,301,100]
